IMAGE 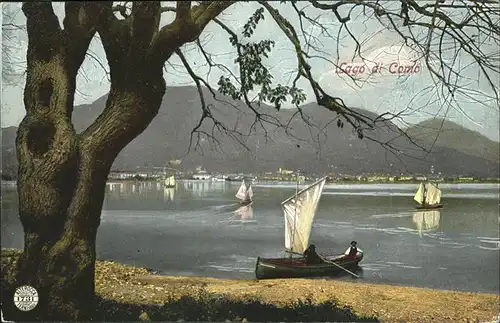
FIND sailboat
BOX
[235,180,253,206]
[412,210,441,236]
[414,181,443,209]
[255,177,364,279]
[164,175,176,188]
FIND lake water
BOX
[1,181,499,294]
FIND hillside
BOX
[406,118,500,164]
[2,86,499,178]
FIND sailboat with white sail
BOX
[414,182,443,209]
[164,175,176,188]
[235,180,253,206]
[254,176,364,279]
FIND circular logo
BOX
[13,285,39,311]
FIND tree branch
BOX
[130,2,162,60]
[175,48,248,152]
[22,2,61,61]
[176,1,191,21]
[62,3,110,72]
[149,1,236,68]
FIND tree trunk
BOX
[3,58,166,320]
[4,3,171,320]
[12,157,106,321]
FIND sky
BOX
[1,1,499,141]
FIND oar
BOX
[319,254,360,278]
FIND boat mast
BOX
[422,181,427,206]
[290,170,300,258]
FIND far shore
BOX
[104,178,500,184]
[3,178,500,186]
[1,248,499,322]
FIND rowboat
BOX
[255,252,363,279]
[254,176,364,279]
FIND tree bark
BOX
[3,1,223,320]
[4,54,166,322]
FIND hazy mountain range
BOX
[2,86,499,178]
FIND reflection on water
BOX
[163,187,175,202]
[180,180,229,197]
[413,210,441,236]
[2,181,499,294]
[234,204,254,220]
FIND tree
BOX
[3,1,498,320]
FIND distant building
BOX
[108,171,136,180]
[193,173,212,180]
[169,159,182,166]
[278,168,293,175]
[193,166,211,180]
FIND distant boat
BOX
[164,175,176,188]
[226,174,243,182]
[235,180,253,206]
[254,176,364,279]
[414,182,443,209]
[413,210,441,236]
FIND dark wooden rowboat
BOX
[255,252,364,280]
[416,203,443,210]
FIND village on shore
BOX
[104,165,500,184]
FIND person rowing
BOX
[303,244,322,264]
[344,241,361,259]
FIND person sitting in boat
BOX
[344,241,359,258]
[303,244,322,264]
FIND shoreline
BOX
[3,179,500,186]
[104,179,500,185]
[2,248,499,322]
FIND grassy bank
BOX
[2,249,498,322]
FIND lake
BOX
[1,181,499,294]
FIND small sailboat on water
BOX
[414,181,443,209]
[235,180,253,206]
[254,176,363,279]
[164,175,176,188]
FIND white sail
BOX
[236,180,251,201]
[247,185,254,200]
[412,210,440,236]
[282,177,327,254]
[414,183,424,204]
[164,176,176,187]
[425,183,441,205]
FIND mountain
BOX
[405,118,500,164]
[2,86,499,178]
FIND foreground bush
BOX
[95,290,378,322]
